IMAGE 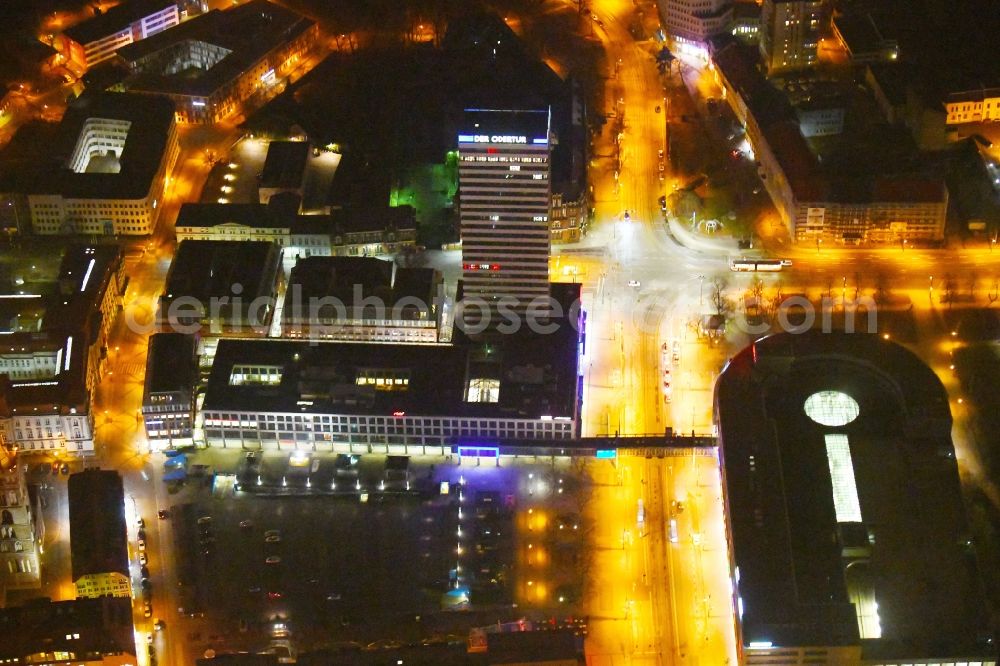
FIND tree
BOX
[710,277,730,316]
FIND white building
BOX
[0,93,178,237]
[661,0,734,50]
[458,108,553,312]
[60,0,179,69]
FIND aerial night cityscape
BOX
[0,0,997,664]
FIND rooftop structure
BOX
[258,141,310,205]
[0,92,178,236]
[159,240,283,335]
[716,332,995,665]
[831,13,899,64]
[60,0,179,68]
[0,597,136,664]
[68,470,130,599]
[282,256,442,342]
[117,0,318,123]
[201,283,582,452]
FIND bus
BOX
[730,258,792,272]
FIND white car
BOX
[628,280,640,287]
[137,539,146,552]
[138,552,148,566]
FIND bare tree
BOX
[943,273,957,309]
[710,277,730,316]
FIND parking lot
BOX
[160,452,593,654]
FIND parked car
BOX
[138,552,147,566]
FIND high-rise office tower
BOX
[458,108,552,313]
[760,0,823,73]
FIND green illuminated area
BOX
[390,151,459,248]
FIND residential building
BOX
[759,0,823,73]
[831,13,899,64]
[158,240,283,339]
[0,597,137,665]
[0,457,43,597]
[661,0,734,51]
[58,0,179,69]
[258,141,309,206]
[549,189,587,244]
[716,331,996,665]
[0,92,179,237]
[282,256,443,343]
[712,43,948,244]
[116,0,318,124]
[142,333,197,449]
[945,87,1000,125]
[68,470,131,599]
[458,108,552,312]
[0,245,126,458]
[200,284,582,453]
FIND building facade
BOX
[459,108,552,311]
[549,190,587,244]
[0,457,42,595]
[174,203,418,260]
[661,0,734,49]
[945,88,1000,125]
[60,0,179,69]
[142,333,197,449]
[759,0,823,73]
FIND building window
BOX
[465,378,500,403]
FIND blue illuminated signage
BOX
[457,446,499,458]
[595,449,617,459]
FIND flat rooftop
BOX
[68,470,129,580]
[205,300,579,421]
[460,108,550,144]
[716,332,993,660]
[283,256,439,322]
[176,202,277,230]
[118,0,314,98]
[0,92,175,200]
[0,597,135,661]
[144,332,196,396]
[162,240,282,308]
[259,141,309,190]
[0,244,122,416]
